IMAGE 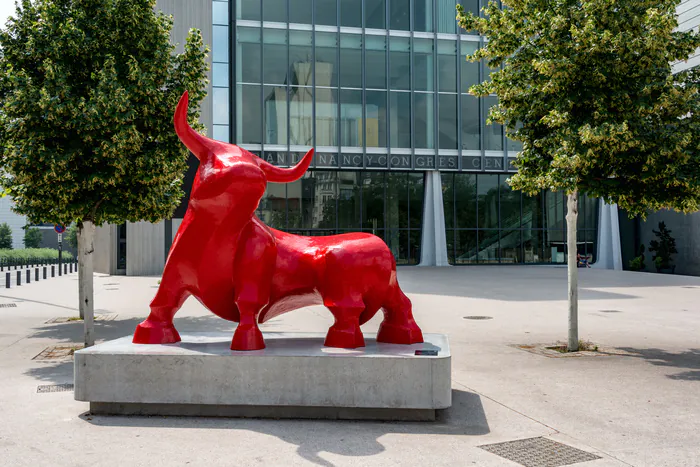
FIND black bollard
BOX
[35,268,39,281]
[16,270,21,286]
[64,264,67,274]
[51,265,55,277]
[26,269,30,284]
[5,272,9,288]
[43,266,47,279]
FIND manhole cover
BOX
[599,309,621,313]
[33,344,83,361]
[37,383,74,393]
[479,437,601,467]
[0,303,17,308]
[464,316,493,320]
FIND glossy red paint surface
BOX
[133,92,423,350]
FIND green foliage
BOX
[648,221,677,270]
[0,223,12,249]
[628,244,646,271]
[457,0,700,216]
[0,247,72,262]
[0,0,209,227]
[22,226,42,248]
[66,224,78,249]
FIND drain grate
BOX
[45,314,117,324]
[33,344,83,361]
[37,383,74,393]
[479,437,601,467]
[599,309,621,313]
[464,316,493,320]
[682,286,698,289]
[0,303,17,308]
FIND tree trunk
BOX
[566,192,579,352]
[77,220,96,347]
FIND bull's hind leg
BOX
[377,285,423,344]
[324,300,366,349]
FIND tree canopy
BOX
[457,0,700,216]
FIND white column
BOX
[593,202,623,270]
[419,170,451,267]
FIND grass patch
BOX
[66,317,82,322]
[546,340,600,353]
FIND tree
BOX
[0,223,12,249]
[458,0,700,350]
[0,0,208,346]
[23,226,42,248]
[66,224,78,249]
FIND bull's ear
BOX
[255,148,314,183]
[174,91,222,161]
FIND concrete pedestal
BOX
[74,332,451,421]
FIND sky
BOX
[0,1,17,30]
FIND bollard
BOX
[5,272,9,288]
[51,265,55,277]
[58,262,62,276]
[35,268,39,282]
[69,263,73,273]
[43,266,47,279]
[26,269,30,284]
[16,271,21,286]
[64,264,68,274]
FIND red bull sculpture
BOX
[133,92,423,351]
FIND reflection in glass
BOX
[257,183,287,229]
[442,173,454,229]
[362,172,385,231]
[455,230,477,264]
[338,172,362,229]
[500,230,521,263]
[290,87,313,146]
[390,0,410,30]
[522,229,543,263]
[309,172,338,229]
[264,85,288,145]
[437,40,457,93]
[414,38,434,92]
[522,191,542,230]
[366,91,387,148]
[365,36,387,89]
[387,173,408,229]
[500,175,520,230]
[390,92,411,149]
[340,34,363,89]
[461,94,479,150]
[414,0,433,32]
[213,2,228,26]
[263,29,288,85]
[544,230,566,263]
[315,32,338,88]
[366,0,386,29]
[237,0,260,21]
[289,31,313,86]
[340,90,363,147]
[478,230,499,263]
[461,41,479,92]
[414,93,434,149]
[236,27,260,83]
[455,174,476,228]
[213,63,228,87]
[316,88,338,146]
[213,25,229,63]
[438,94,458,149]
[478,174,499,229]
[340,0,362,27]
[584,194,598,231]
[316,0,337,26]
[458,0,479,33]
[212,87,229,125]
[389,37,411,90]
[289,0,312,24]
[408,173,424,229]
[236,84,262,144]
[484,96,503,150]
[409,230,422,265]
[545,191,565,229]
[263,0,287,22]
[437,0,456,33]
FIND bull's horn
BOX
[174,91,218,161]
[256,148,314,183]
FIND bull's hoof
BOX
[231,325,266,351]
[376,320,424,345]
[133,319,181,344]
[324,325,365,349]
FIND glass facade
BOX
[210,0,600,266]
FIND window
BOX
[341,0,362,27]
[315,32,338,88]
[263,29,288,85]
[340,34,363,89]
[438,94,457,149]
[484,96,503,151]
[414,93,434,149]
[413,38,434,92]
[461,95,479,150]
[316,0,337,25]
[390,0,410,31]
[289,0,312,24]
[414,0,433,32]
[263,0,287,22]
[437,40,457,93]
[365,36,387,89]
[390,92,411,148]
[389,37,410,90]
[366,90,387,147]
[366,0,386,29]
[237,27,260,84]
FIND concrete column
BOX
[419,170,450,267]
[92,224,118,275]
[126,221,166,276]
[593,202,623,270]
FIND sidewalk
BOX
[0,266,698,466]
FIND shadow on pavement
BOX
[618,347,700,381]
[76,389,488,467]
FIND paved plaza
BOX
[0,266,698,466]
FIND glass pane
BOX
[408,173,424,230]
[340,34,363,89]
[414,38,434,92]
[522,191,543,229]
[455,230,477,264]
[544,230,566,264]
[414,93,434,149]
[438,94,458,149]
[545,191,565,229]
[414,0,433,32]
[362,172,385,230]
[236,84,262,144]
[437,40,457,93]
[459,0,479,34]
[365,35,387,89]
[289,30,313,86]
[316,88,338,146]
[213,25,229,63]
[461,41,479,93]
[316,0,337,26]
[213,63,229,87]
[237,0,260,21]
[315,32,338,88]
[213,125,229,142]
[213,2,228,26]
[478,230,499,264]
[386,173,408,229]
[586,196,599,231]
[264,85,287,145]
[257,183,287,229]
[584,229,597,262]
[390,0,410,30]
[455,174,476,228]
[409,230,422,265]
[340,89,363,147]
[577,194,586,230]
[484,95,503,150]
[263,0,287,22]
[337,172,362,228]
[212,87,229,125]
[478,174,499,229]
[287,178,304,228]
[461,94,479,150]
[446,228,455,264]
[237,27,260,83]
[522,229,543,263]
[263,29,288,85]
[389,37,410,90]
[437,0,456,34]
[290,0,312,24]
[340,0,362,27]
[308,171,338,228]
[500,175,521,229]
[385,229,402,261]
[366,0,386,29]
[500,230,521,264]
[366,90,387,147]
[390,91,411,148]
[442,172,454,229]
[290,86,313,146]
